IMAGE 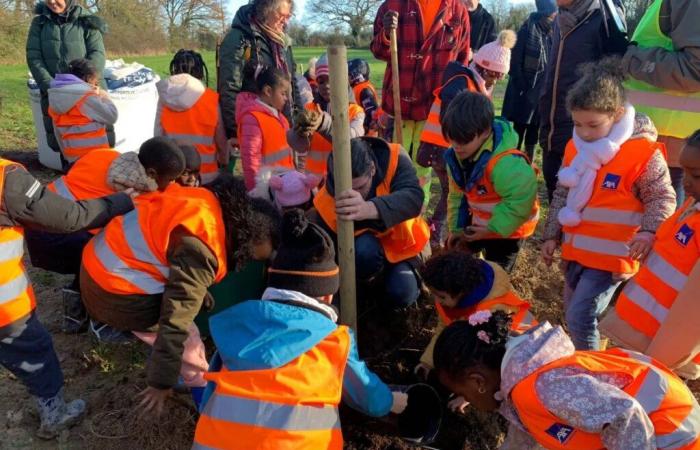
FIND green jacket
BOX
[446,118,538,237]
[26,1,106,92]
[218,4,296,139]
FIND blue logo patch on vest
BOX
[675,224,695,247]
[476,185,488,195]
[546,423,575,444]
[601,173,621,190]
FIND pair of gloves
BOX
[293,107,324,138]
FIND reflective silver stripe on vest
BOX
[164,133,214,146]
[92,232,164,294]
[564,234,630,257]
[202,392,340,431]
[308,150,328,162]
[200,172,218,184]
[581,207,643,226]
[191,444,217,450]
[520,311,536,328]
[199,153,217,164]
[623,281,668,323]
[0,237,24,263]
[421,121,442,134]
[657,405,700,449]
[471,202,498,214]
[52,177,76,201]
[262,149,293,165]
[61,135,110,149]
[472,215,489,226]
[0,272,29,304]
[55,122,105,135]
[645,251,688,292]
[628,90,700,114]
[121,211,169,279]
[635,364,669,413]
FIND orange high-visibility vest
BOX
[240,110,295,170]
[305,102,365,178]
[160,88,219,184]
[0,159,37,328]
[352,81,378,106]
[435,291,537,333]
[48,93,110,163]
[47,148,119,202]
[420,74,480,148]
[192,326,350,450]
[313,143,430,263]
[510,347,700,450]
[82,184,227,296]
[452,149,540,239]
[615,198,700,363]
[561,138,658,274]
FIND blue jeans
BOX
[0,313,64,398]
[563,262,620,350]
[355,233,420,308]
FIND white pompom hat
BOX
[473,30,517,74]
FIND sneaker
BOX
[89,320,135,344]
[61,288,87,334]
[35,389,86,440]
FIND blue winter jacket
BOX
[200,297,393,417]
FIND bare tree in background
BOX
[159,0,225,36]
[305,0,382,47]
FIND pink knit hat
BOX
[473,30,517,75]
[269,171,322,208]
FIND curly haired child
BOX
[541,57,676,350]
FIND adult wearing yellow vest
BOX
[435,311,700,449]
[24,139,186,334]
[287,54,365,179]
[155,50,229,185]
[308,137,428,308]
[80,175,281,414]
[0,157,133,439]
[623,0,700,207]
[193,210,407,449]
[601,131,700,380]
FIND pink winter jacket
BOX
[235,92,290,190]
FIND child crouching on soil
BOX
[434,310,700,449]
[442,91,539,273]
[541,58,676,351]
[193,210,408,448]
[601,129,700,380]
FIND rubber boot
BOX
[35,389,86,439]
[89,319,135,344]
[61,288,87,334]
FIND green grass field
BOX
[0,47,504,152]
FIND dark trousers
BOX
[467,238,522,273]
[0,313,64,399]
[25,229,93,291]
[543,149,564,204]
[513,122,540,160]
[431,157,450,245]
[355,233,421,308]
[669,166,685,209]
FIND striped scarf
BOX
[252,18,290,75]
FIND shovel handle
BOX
[389,26,403,146]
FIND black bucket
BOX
[397,383,444,446]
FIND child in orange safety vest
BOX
[287,54,365,179]
[601,129,700,380]
[541,58,676,351]
[434,310,700,450]
[236,65,295,190]
[348,58,380,136]
[155,49,228,185]
[47,58,117,170]
[193,210,408,449]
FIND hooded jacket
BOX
[26,1,106,92]
[218,5,296,140]
[199,288,393,417]
[154,73,227,168]
[469,4,497,52]
[498,322,659,450]
[47,74,118,128]
[235,92,291,190]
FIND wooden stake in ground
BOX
[327,45,357,333]
[389,25,403,146]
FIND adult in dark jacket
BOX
[502,0,556,160]
[538,0,628,201]
[26,0,112,156]
[218,0,296,148]
[465,0,497,54]
[0,158,133,439]
[308,137,428,308]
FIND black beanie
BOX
[268,209,339,298]
[178,144,201,171]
